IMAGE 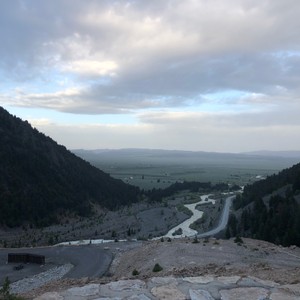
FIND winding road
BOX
[155,193,235,240]
[0,193,236,286]
[0,245,113,284]
[197,195,235,238]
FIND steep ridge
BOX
[230,162,300,246]
[0,107,140,227]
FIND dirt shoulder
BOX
[111,237,300,284]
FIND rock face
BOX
[33,276,300,300]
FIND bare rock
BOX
[63,284,100,297]
[149,276,178,285]
[216,276,241,285]
[183,276,215,284]
[279,283,300,296]
[127,294,152,300]
[34,292,64,300]
[105,279,145,291]
[151,284,186,300]
[189,289,215,300]
[247,276,279,287]
[270,290,300,300]
[219,287,269,300]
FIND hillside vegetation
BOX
[0,107,140,227]
[230,162,300,246]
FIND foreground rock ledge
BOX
[34,276,300,300]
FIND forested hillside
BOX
[0,107,140,227]
[229,162,300,246]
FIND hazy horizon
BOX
[1,1,300,152]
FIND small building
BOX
[8,253,45,265]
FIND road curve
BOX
[197,195,235,238]
[0,245,113,284]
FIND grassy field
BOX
[73,149,300,190]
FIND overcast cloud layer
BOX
[1,0,300,151]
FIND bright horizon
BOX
[1,1,300,152]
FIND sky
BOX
[1,0,300,152]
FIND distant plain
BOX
[73,149,300,190]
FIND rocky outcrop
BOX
[33,275,300,300]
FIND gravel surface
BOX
[111,237,300,284]
[10,264,73,294]
[0,244,114,285]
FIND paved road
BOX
[0,195,235,285]
[197,195,235,238]
[0,245,113,283]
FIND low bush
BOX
[132,269,139,276]
[152,263,163,272]
[234,236,243,244]
[0,277,25,300]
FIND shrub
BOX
[234,236,243,244]
[192,235,199,244]
[0,277,25,300]
[152,263,163,272]
[132,269,139,276]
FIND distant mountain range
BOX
[73,148,300,160]
[241,150,300,158]
[75,148,300,155]
[0,107,140,227]
[73,148,300,171]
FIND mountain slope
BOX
[230,162,300,246]
[0,107,140,227]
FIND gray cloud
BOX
[1,0,300,115]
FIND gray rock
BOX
[270,290,300,300]
[106,279,145,291]
[279,283,300,296]
[93,298,122,300]
[151,284,186,300]
[189,289,215,300]
[34,292,64,300]
[247,276,279,288]
[216,276,240,285]
[63,284,100,297]
[183,276,215,284]
[127,294,151,300]
[93,297,123,300]
[150,276,178,285]
[220,287,269,300]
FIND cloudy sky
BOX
[1,0,300,152]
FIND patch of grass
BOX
[152,263,163,272]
